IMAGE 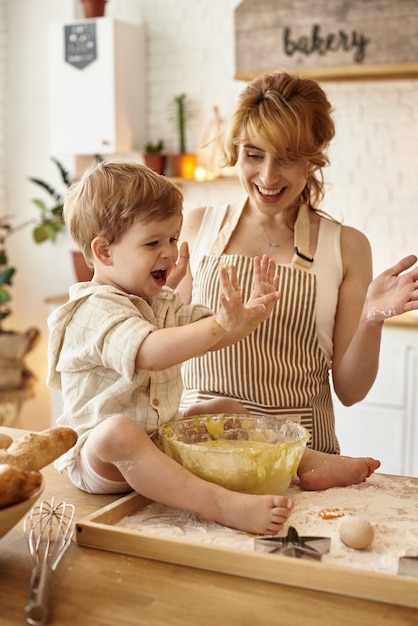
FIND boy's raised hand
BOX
[247,254,280,318]
[166,241,190,289]
[216,255,280,331]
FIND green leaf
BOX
[0,286,12,304]
[0,267,15,286]
[51,205,64,218]
[33,223,58,243]
[31,198,49,216]
[145,140,164,153]
[51,156,74,188]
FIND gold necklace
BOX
[258,223,294,249]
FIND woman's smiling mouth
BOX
[256,184,285,199]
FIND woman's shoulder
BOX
[180,206,208,248]
[318,212,370,249]
[339,222,371,250]
[181,204,229,248]
[182,204,228,229]
[337,222,372,279]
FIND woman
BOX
[175,71,418,461]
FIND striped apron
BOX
[181,200,340,453]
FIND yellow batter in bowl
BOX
[157,414,310,494]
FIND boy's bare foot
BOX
[206,492,294,535]
[297,449,381,491]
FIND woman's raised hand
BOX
[365,254,418,321]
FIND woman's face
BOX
[237,142,309,215]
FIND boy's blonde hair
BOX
[63,161,183,266]
[221,71,335,209]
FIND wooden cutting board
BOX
[75,473,418,609]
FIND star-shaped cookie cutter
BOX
[254,525,331,560]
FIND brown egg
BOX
[339,516,374,550]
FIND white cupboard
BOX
[48,17,145,155]
[333,317,418,477]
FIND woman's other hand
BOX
[365,254,418,321]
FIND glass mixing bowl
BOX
[157,414,310,494]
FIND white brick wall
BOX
[324,80,418,274]
[140,0,243,155]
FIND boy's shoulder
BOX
[57,283,141,320]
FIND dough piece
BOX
[318,507,345,520]
[339,516,374,550]
[0,426,77,471]
[0,434,13,450]
[0,463,42,508]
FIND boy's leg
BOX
[184,397,249,417]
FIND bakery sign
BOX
[234,0,418,81]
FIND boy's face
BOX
[96,214,182,300]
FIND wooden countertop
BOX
[1,426,417,626]
[44,294,68,307]
[383,310,418,329]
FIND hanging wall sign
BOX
[64,22,97,70]
[235,0,418,81]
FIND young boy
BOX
[47,160,292,535]
[48,161,379,535]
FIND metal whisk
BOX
[23,498,75,625]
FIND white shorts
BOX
[66,444,132,495]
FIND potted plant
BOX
[0,215,39,424]
[29,156,97,281]
[29,156,71,244]
[80,0,107,18]
[169,93,196,179]
[143,140,167,175]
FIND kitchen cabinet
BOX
[48,17,145,155]
[333,316,418,477]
